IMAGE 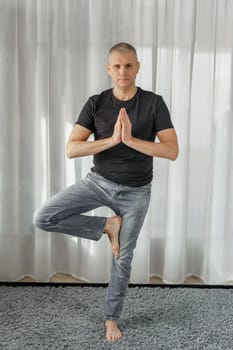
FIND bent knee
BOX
[33,207,49,230]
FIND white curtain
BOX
[0,0,232,284]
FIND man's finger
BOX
[121,108,128,117]
[121,110,131,127]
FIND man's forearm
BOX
[66,137,117,159]
[125,137,179,161]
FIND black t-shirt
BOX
[75,87,173,187]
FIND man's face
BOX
[106,51,140,90]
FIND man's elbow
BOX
[170,153,178,161]
[66,143,75,159]
[66,150,73,159]
[169,144,179,161]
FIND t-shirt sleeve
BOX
[74,97,96,131]
[154,96,174,133]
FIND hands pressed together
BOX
[112,108,133,146]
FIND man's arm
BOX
[120,108,179,161]
[66,117,122,158]
[125,129,179,161]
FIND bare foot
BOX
[105,320,122,342]
[103,216,122,258]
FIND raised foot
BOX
[104,215,122,259]
[105,320,122,342]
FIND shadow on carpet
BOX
[0,286,233,349]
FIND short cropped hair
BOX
[109,42,138,60]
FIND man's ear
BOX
[136,61,140,73]
[106,63,111,75]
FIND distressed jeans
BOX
[33,171,151,320]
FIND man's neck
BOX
[113,86,137,101]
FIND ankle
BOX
[103,218,110,234]
[105,319,118,326]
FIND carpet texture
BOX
[0,285,233,349]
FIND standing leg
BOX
[104,183,151,341]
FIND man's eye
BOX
[126,64,132,68]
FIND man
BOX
[33,42,178,342]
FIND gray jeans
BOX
[33,171,151,320]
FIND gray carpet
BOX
[0,285,233,350]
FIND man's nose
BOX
[119,66,127,75]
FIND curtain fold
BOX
[0,0,232,283]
